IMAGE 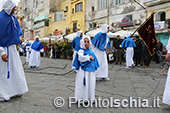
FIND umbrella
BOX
[114,30,139,38]
[86,28,118,38]
[65,32,77,41]
[40,37,57,44]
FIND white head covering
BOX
[126,33,131,37]
[80,35,92,49]
[76,30,83,38]
[101,24,109,33]
[35,35,39,40]
[3,0,16,15]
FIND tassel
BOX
[83,71,86,86]
[83,77,86,86]
[7,71,10,79]
[7,47,10,79]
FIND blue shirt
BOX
[92,32,110,51]
[121,37,136,48]
[73,49,100,72]
[31,40,44,52]
[71,36,82,51]
[0,10,22,47]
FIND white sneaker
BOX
[125,66,131,69]
[0,98,5,102]
[138,64,140,67]
[104,78,110,81]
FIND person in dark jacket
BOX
[155,39,163,63]
[113,35,122,65]
[134,36,143,67]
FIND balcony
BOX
[144,0,169,6]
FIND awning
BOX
[34,14,49,22]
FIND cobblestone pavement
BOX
[0,56,170,113]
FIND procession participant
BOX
[121,33,136,69]
[91,24,110,81]
[73,35,99,103]
[0,0,28,101]
[71,30,83,69]
[163,38,170,106]
[24,40,31,64]
[29,36,44,68]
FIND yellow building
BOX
[49,0,85,36]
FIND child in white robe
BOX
[73,35,99,103]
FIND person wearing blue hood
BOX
[29,36,44,68]
[91,24,110,81]
[73,35,99,103]
[121,33,136,68]
[71,30,83,69]
[0,0,28,101]
[24,40,31,65]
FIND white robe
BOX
[29,49,43,67]
[0,45,28,100]
[163,38,170,105]
[91,37,109,78]
[75,50,96,101]
[126,47,134,67]
[26,46,30,64]
[72,50,77,69]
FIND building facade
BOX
[144,0,170,46]
[49,0,85,36]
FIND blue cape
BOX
[73,49,100,72]
[121,37,136,48]
[91,32,110,51]
[71,36,82,51]
[25,42,31,46]
[31,40,44,51]
[0,10,23,47]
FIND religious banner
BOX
[137,13,158,56]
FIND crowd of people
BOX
[107,34,166,68]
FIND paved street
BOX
[0,56,170,113]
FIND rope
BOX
[66,62,169,99]
[24,69,74,76]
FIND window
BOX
[55,12,63,22]
[93,23,97,28]
[92,6,95,12]
[98,0,107,10]
[73,23,77,32]
[113,0,125,5]
[72,8,74,14]
[160,12,165,21]
[156,11,166,22]
[75,2,83,13]
[66,6,68,12]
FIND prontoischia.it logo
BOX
[54,97,161,108]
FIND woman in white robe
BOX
[71,31,83,69]
[29,36,44,68]
[24,41,31,64]
[73,35,99,102]
[0,0,28,101]
[91,24,110,80]
[163,38,170,105]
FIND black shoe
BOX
[30,66,33,68]
[33,66,36,68]
[115,63,118,65]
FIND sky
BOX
[0,0,20,11]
